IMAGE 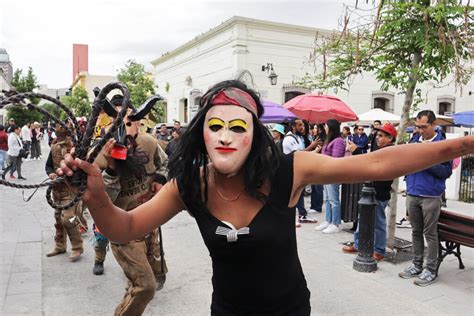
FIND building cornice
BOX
[150,16,335,66]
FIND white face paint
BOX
[204,105,254,177]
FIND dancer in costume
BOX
[57,80,474,315]
[45,121,83,261]
[91,94,168,315]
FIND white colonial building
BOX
[151,16,473,125]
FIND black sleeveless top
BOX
[181,154,311,315]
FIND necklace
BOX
[216,187,242,202]
[213,171,243,202]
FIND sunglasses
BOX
[376,133,386,138]
[358,128,364,131]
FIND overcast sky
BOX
[1,0,349,88]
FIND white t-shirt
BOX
[282,132,305,154]
[21,125,31,141]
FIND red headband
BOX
[210,88,258,116]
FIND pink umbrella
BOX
[283,94,358,124]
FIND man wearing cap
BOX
[342,123,397,261]
[271,124,285,154]
[399,110,452,286]
[6,118,16,133]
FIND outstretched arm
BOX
[57,140,185,244]
[292,136,473,200]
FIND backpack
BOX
[283,133,301,154]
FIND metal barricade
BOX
[459,154,474,203]
[341,183,364,223]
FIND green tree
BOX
[60,86,91,118]
[117,60,164,121]
[10,67,38,93]
[41,102,64,121]
[297,0,472,249]
[7,67,42,126]
[6,106,43,128]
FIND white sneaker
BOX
[315,222,330,231]
[308,209,317,213]
[396,218,412,228]
[322,224,341,234]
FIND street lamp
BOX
[261,63,278,86]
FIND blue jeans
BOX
[354,199,388,255]
[0,150,6,170]
[310,185,323,211]
[296,191,307,217]
[324,184,341,225]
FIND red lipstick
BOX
[215,147,237,153]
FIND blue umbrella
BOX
[261,100,297,123]
[453,110,474,128]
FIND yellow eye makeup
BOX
[208,117,248,133]
[228,119,248,131]
[208,118,225,128]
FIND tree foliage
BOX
[117,60,164,121]
[297,1,472,98]
[7,67,42,126]
[6,106,43,128]
[41,102,64,121]
[60,86,91,118]
[11,67,38,93]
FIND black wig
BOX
[168,80,280,211]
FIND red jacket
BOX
[0,131,8,151]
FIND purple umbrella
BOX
[261,100,297,123]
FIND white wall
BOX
[153,26,237,122]
[82,74,117,102]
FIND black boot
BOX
[93,261,104,275]
[155,274,166,291]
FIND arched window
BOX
[437,95,455,133]
[372,91,394,113]
[282,84,311,103]
[373,97,388,111]
[437,95,455,115]
[189,89,202,121]
[179,98,188,124]
[284,91,305,102]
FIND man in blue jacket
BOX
[399,110,452,286]
[350,125,369,155]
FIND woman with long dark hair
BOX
[57,80,474,315]
[309,124,326,213]
[314,119,345,234]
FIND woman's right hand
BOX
[56,152,107,204]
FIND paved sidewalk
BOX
[0,147,473,314]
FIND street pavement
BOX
[1,141,473,315]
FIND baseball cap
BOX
[271,124,285,136]
[377,123,397,139]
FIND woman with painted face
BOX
[57,80,474,315]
